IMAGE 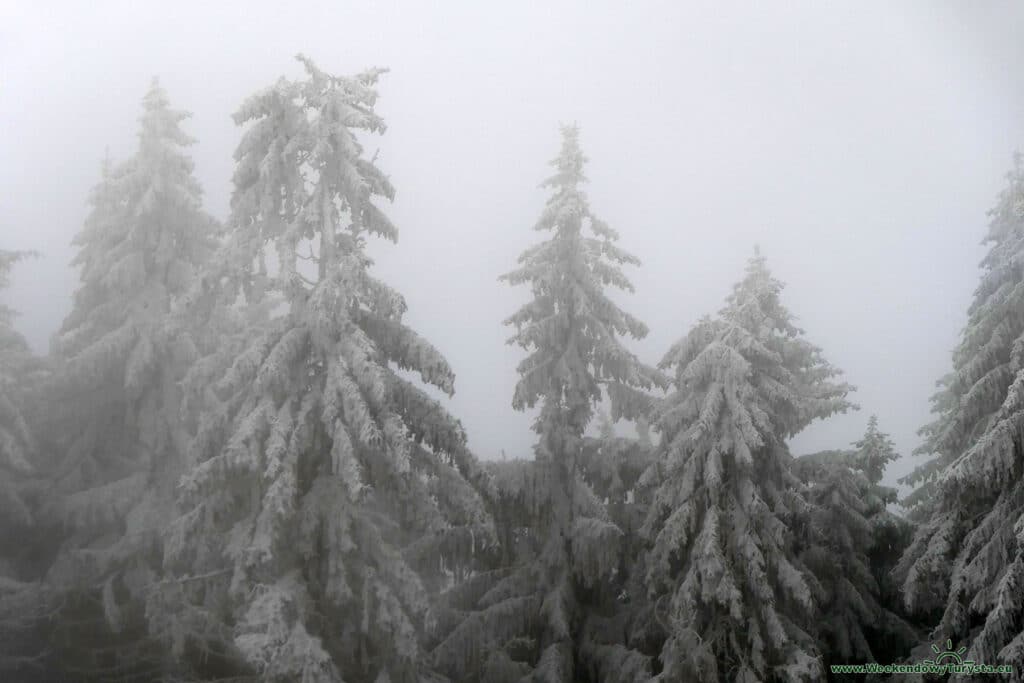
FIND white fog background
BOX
[4,1,1024,490]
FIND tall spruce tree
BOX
[433,125,664,682]
[37,79,217,681]
[642,250,853,682]
[897,154,1024,673]
[900,154,1024,523]
[794,417,917,670]
[156,56,493,683]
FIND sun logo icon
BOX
[922,639,973,667]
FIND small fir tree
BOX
[794,417,917,669]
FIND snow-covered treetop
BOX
[656,249,854,461]
[57,78,213,374]
[902,153,1024,512]
[44,78,216,522]
[136,78,203,212]
[852,415,899,485]
[502,124,664,441]
[896,155,1024,661]
[721,247,799,337]
[926,154,1024,458]
[541,123,588,196]
[983,150,1024,246]
[225,54,395,310]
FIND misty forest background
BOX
[3,11,1024,683]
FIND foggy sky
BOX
[4,1,1024,488]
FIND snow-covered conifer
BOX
[157,56,493,683]
[897,154,1024,674]
[852,415,898,486]
[900,155,1024,521]
[49,77,216,523]
[643,250,853,682]
[41,79,218,681]
[432,125,664,682]
[794,417,917,669]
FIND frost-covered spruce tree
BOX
[900,155,1024,525]
[897,154,1024,673]
[433,125,664,683]
[897,376,958,524]
[642,250,853,682]
[39,79,217,681]
[851,415,898,486]
[49,78,216,537]
[847,417,915,609]
[156,56,493,683]
[794,417,916,669]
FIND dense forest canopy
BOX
[1,30,1024,683]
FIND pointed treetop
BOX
[502,122,662,443]
[138,77,195,153]
[141,76,169,114]
[988,151,1024,243]
[737,246,775,286]
[744,244,770,276]
[58,78,211,345]
[542,123,588,190]
[721,247,796,335]
[656,249,855,443]
[853,414,898,485]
